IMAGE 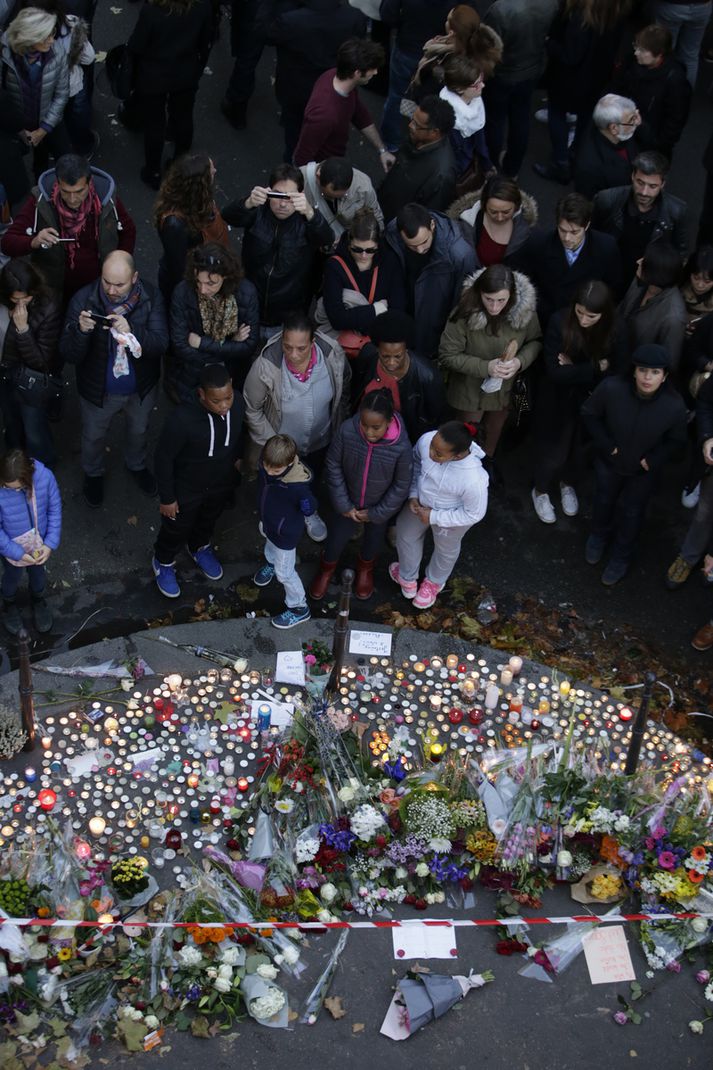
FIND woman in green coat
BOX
[438,264,541,459]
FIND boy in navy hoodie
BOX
[254,433,317,629]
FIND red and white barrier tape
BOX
[0,912,710,930]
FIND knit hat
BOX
[370,311,415,347]
[631,344,670,370]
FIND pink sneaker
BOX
[413,578,442,609]
[388,561,417,599]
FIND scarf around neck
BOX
[50,178,102,268]
[198,291,238,343]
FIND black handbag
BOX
[5,364,63,409]
[106,44,135,101]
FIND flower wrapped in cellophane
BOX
[380,969,493,1039]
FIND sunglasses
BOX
[350,244,378,255]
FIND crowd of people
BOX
[0,0,712,649]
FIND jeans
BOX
[680,471,713,563]
[80,387,158,477]
[226,0,266,104]
[533,415,581,495]
[380,44,420,152]
[264,538,306,608]
[653,0,712,84]
[64,87,94,154]
[1,560,46,600]
[395,503,472,587]
[324,510,388,562]
[154,490,231,564]
[483,77,536,178]
[0,384,56,468]
[142,89,197,174]
[589,458,658,564]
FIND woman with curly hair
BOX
[0,258,61,469]
[126,0,219,188]
[169,242,259,399]
[154,153,229,302]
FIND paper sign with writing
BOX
[583,925,636,984]
[275,650,306,685]
[392,924,457,960]
[349,630,392,657]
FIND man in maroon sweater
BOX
[0,154,136,306]
[293,38,395,172]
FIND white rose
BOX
[120,677,133,692]
[415,862,429,878]
[338,786,355,804]
[689,1020,704,1035]
[256,964,278,980]
[129,1007,144,1021]
[218,964,233,979]
[691,917,708,934]
[557,850,573,868]
[320,882,337,904]
[220,946,243,965]
[214,976,232,994]
[281,945,300,966]
[395,867,408,880]
[206,967,218,980]
[434,891,446,904]
[144,1015,159,1030]
[425,892,436,905]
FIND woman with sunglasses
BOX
[169,242,259,400]
[320,209,406,361]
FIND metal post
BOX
[326,569,354,698]
[624,672,656,776]
[18,627,35,752]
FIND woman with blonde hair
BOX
[1,6,70,177]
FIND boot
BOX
[354,556,375,600]
[308,555,338,601]
[31,595,53,634]
[3,599,22,636]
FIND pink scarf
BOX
[285,343,318,382]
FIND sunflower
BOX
[57,947,73,962]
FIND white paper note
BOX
[249,699,294,728]
[349,630,392,656]
[583,925,636,984]
[392,923,457,960]
[275,650,306,685]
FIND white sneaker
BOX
[532,489,556,524]
[560,484,579,516]
[682,482,701,509]
[305,512,327,542]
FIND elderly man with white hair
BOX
[573,94,641,200]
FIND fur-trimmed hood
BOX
[461,268,537,332]
[447,188,538,228]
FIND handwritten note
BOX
[275,650,306,686]
[349,630,392,657]
[392,924,457,960]
[583,925,636,984]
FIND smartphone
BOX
[56,238,76,242]
[88,312,113,324]
[267,190,291,199]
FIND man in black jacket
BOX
[60,251,168,508]
[573,94,641,200]
[222,162,333,333]
[378,96,457,223]
[511,193,622,326]
[355,311,446,441]
[592,152,688,287]
[152,363,244,599]
[581,344,687,586]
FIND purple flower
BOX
[651,825,666,840]
[696,970,711,984]
[185,984,202,1002]
[645,838,655,850]
[613,1011,628,1025]
[657,851,676,870]
[666,960,682,973]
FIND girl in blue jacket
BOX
[310,388,412,601]
[0,449,62,635]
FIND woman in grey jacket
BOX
[1,7,70,178]
[618,242,687,373]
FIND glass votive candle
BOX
[446,654,458,669]
[41,737,52,750]
[125,809,139,829]
[88,816,106,837]
[24,767,37,783]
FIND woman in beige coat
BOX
[438,264,541,460]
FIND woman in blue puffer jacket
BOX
[0,449,61,635]
[310,388,412,601]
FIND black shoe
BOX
[83,474,104,508]
[585,534,606,566]
[126,466,158,497]
[31,596,53,634]
[601,558,629,587]
[533,161,571,184]
[140,166,161,191]
[220,97,247,130]
[117,101,143,131]
[3,601,22,636]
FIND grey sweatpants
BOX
[395,504,472,587]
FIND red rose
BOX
[413,898,427,910]
[375,834,387,849]
[403,894,416,906]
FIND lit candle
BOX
[448,708,464,725]
[237,777,249,792]
[413,662,426,674]
[559,680,571,698]
[446,654,458,669]
[38,789,56,812]
[104,717,119,735]
[187,773,200,789]
[74,838,91,861]
[619,706,633,723]
[428,743,445,763]
[24,767,37,783]
[88,816,106,838]
[461,679,476,699]
[222,756,235,777]
[508,656,523,676]
[430,657,443,670]
[41,737,52,750]
[484,683,500,709]
[429,694,442,711]
[500,668,513,688]
[166,673,183,693]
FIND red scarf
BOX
[50,179,102,269]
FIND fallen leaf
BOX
[288,1010,299,1022]
[352,1023,364,1033]
[629,1052,637,1058]
[190,1017,210,1038]
[324,996,346,1019]
[127,515,138,526]
[409,962,431,974]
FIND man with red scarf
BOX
[0,154,136,305]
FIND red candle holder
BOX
[468,707,485,726]
[38,788,57,811]
[619,707,633,722]
[448,708,464,725]
[237,777,249,793]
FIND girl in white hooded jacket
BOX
[390,422,489,609]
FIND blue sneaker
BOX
[190,544,223,580]
[253,563,276,587]
[271,605,311,629]
[152,557,180,598]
